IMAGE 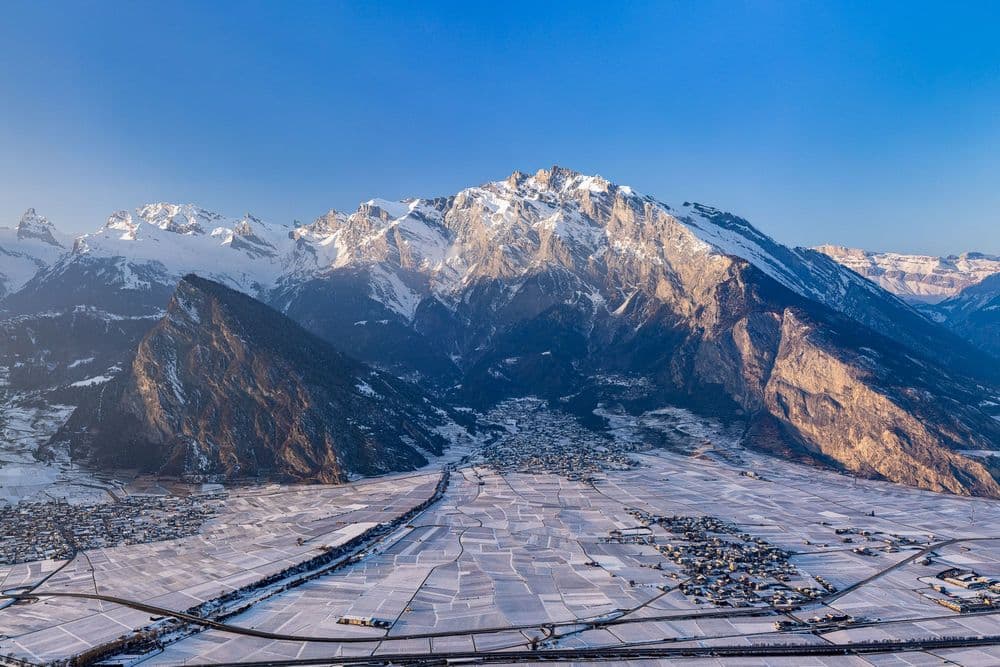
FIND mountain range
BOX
[815,245,1000,304]
[2,167,998,494]
[815,245,1000,358]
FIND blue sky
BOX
[2,1,998,254]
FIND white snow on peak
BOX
[323,166,890,315]
[364,198,415,221]
[816,245,1000,303]
[368,264,422,320]
[16,208,65,247]
[71,204,295,294]
[103,210,139,240]
[0,209,70,294]
[137,203,223,235]
[0,169,918,325]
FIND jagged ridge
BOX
[6,168,1000,495]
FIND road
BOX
[169,635,1000,665]
[6,466,1000,664]
[816,535,1000,606]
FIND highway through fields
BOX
[168,635,1000,665]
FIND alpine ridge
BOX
[933,273,1000,359]
[3,167,999,494]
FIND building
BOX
[337,615,391,629]
[938,568,991,590]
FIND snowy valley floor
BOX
[2,402,1000,665]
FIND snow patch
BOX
[69,375,113,388]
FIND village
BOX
[0,493,222,564]
[603,510,831,608]
[480,398,641,478]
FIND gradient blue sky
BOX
[2,1,998,254]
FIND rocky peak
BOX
[530,165,575,190]
[137,203,221,235]
[506,170,529,189]
[289,209,346,242]
[228,216,277,259]
[16,208,62,247]
[103,210,139,240]
[313,209,344,233]
[53,274,462,482]
[232,215,258,237]
[357,199,414,224]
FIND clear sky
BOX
[2,1,998,254]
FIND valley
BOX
[4,3,1000,663]
[3,402,1000,665]
[1,168,999,664]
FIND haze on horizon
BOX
[2,0,999,256]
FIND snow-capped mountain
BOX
[815,245,1000,304]
[3,166,1000,495]
[71,204,290,294]
[286,169,888,313]
[5,204,298,316]
[271,167,981,382]
[3,169,966,353]
[0,209,69,298]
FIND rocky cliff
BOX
[50,275,464,482]
[815,245,1000,304]
[759,309,999,495]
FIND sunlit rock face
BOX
[816,245,1000,304]
[51,275,460,482]
[7,167,1000,495]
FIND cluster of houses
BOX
[0,493,222,564]
[480,401,640,478]
[612,510,834,608]
[828,525,923,551]
[931,567,1000,613]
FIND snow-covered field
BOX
[0,365,113,504]
[3,401,1000,665]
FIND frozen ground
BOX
[0,363,116,505]
[0,471,445,662]
[2,402,1000,665]
[133,447,1000,665]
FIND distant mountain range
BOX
[2,167,998,494]
[815,245,1000,304]
[816,245,1000,358]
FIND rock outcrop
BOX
[51,275,463,482]
[760,310,999,496]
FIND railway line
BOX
[174,634,1000,665]
[6,465,1000,665]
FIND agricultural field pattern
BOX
[3,399,1000,665]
